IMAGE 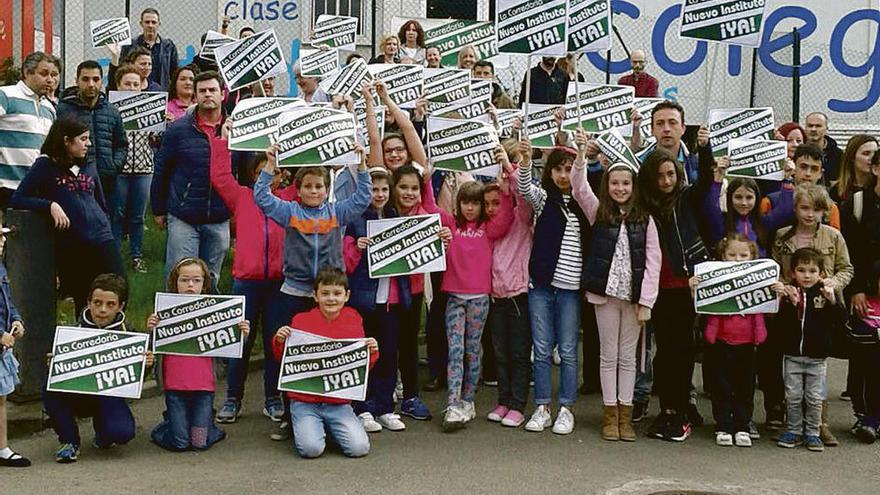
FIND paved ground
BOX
[6,359,880,494]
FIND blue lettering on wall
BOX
[224,0,299,21]
[653,3,708,76]
[828,9,880,113]
[757,6,821,78]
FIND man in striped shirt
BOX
[0,52,58,206]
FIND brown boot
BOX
[602,404,620,441]
[820,400,838,446]
[618,404,636,442]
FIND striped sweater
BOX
[0,81,55,189]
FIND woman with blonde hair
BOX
[370,34,400,64]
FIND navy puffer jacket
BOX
[57,91,128,179]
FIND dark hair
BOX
[141,7,160,20]
[540,148,576,193]
[167,257,212,294]
[716,232,758,260]
[391,163,424,210]
[474,60,494,73]
[346,53,364,65]
[793,143,823,163]
[193,70,224,91]
[790,247,824,273]
[294,167,329,189]
[397,20,425,48]
[314,266,349,290]
[40,115,90,166]
[596,164,647,224]
[725,177,768,251]
[638,149,682,219]
[868,261,880,297]
[123,46,152,65]
[650,100,685,126]
[76,60,102,79]
[425,45,440,54]
[88,273,129,307]
[454,181,486,228]
[239,26,255,38]
[168,64,199,100]
[382,133,410,165]
[114,63,141,87]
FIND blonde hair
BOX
[793,183,831,212]
[457,45,477,68]
[379,34,400,55]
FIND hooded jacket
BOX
[57,91,128,179]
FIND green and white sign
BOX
[153,293,246,358]
[428,117,500,175]
[354,103,385,152]
[109,91,168,132]
[567,0,612,52]
[621,97,664,144]
[421,18,499,67]
[563,83,634,133]
[435,79,492,120]
[727,139,788,181]
[319,58,373,102]
[89,18,131,48]
[367,64,423,109]
[276,107,358,167]
[199,30,236,62]
[311,15,358,51]
[694,259,780,315]
[215,29,286,92]
[423,68,472,113]
[278,330,370,401]
[496,0,568,56]
[496,108,523,138]
[596,128,640,171]
[47,326,148,399]
[228,97,304,151]
[524,103,561,148]
[299,48,339,78]
[708,107,775,157]
[367,214,446,278]
[679,0,767,48]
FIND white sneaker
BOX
[376,413,406,431]
[552,347,562,366]
[715,432,733,446]
[461,401,476,422]
[552,406,574,435]
[442,404,466,432]
[734,431,752,447]
[358,412,382,433]
[525,405,553,432]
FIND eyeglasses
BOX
[384,146,407,154]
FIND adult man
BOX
[120,8,178,89]
[519,57,569,105]
[631,101,700,185]
[293,61,330,103]
[617,49,659,98]
[0,52,58,205]
[804,112,843,184]
[472,60,515,109]
[57,61,128,201]
[151,71,231,286]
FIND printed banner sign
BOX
[354,104,385,151]
[228,97,304,151]
[299,48,339,77]
[319,58,373,101]
[621,97,664,142]
[153,293,246,358]
[694,259,780,315]
[393,16,509,68]
[423,68,472,113]
[435,79,492,120]
[47,327,148,399]
[276,107,358,167]
[496,0,568,56]
[727,139,788,181]
[109,91,168,132]
[596,128,640,171]
[215,29,286,92]
[199,30,236,62]
[708,107,775,157]
[524,103,561,148]
[679,0,767,48]
[428,117,500,175]
[278,330,370,400]
[367,64,423,109]
[563,83,634,132]
[89,18,131,48]
[567,0,613,52]
[311,15,359,51]
[496,108,523,138]
[367,214,446,278]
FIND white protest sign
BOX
[419,17,499,67]
[428,117,500,175]
[367,214,446,278]
[200,30,237,62]
[89,18,131,48]
[311,15,359,51]
[354,104,385,152]
[423,68,472,113]
[276,107,358,167]
[215,29,286,92]
[567,0,613,52]
[47,326,148,399]
[367,64,423,109]
[621,97,664,141]
[434,79,492,120]
[596,128,640,171]
[109,91,168,132]
[319,58,373,102]
[563,83,634,133]
[524,103,562,148]
[694,259,780,315]
[708,107,775,157]
[679,0,767,48]
[496,0,568,56]
[153,293,246,358]
[229,97,305,151]
[299,48,340,78]
[277,330,370,401]
[727,139,788,181]
[496,108,523,138]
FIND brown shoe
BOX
[618,404,636,442]
[820,401,838,446]
[602,404,620,441]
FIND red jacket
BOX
[210,143,298,280]
[704,314,767,346]
[272,307,378,404]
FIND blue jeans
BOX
[164,215,230,290]
[43,389,135,447]
[634,323,655,404]
[151,391,226,451]
[529,285,581,407]
[112,174,152,259]
[784,355,826,437]
[291,401,370,458]
[225,278,287,402]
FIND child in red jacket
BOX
[273,267,378,458]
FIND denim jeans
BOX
[291,401,370,458]
[783,355,826,437]
[164,215,230,291]
[43,389,135,446]
[633,323,655,404]
[529,285,581,407]
[489,294,531,412]
[112,174,152,259]
[353,302,401,416]
[151,391,226,451]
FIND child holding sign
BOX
[273,268,378,458]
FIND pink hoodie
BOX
[491,168,534,298]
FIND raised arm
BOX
[361,83,384,167]
[420,169,455,227]
[515,138,546,216]
[376,80,427,166]
[254,146,299,227]
[335,145,371,227]
[570,129,599,224]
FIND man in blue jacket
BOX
[150,71,231,288]
[120,8,178,90]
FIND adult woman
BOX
[777,122,806,160]
[165,65,199,122]
[457,45,477,70]
[9,116,125,313]
[832,135,878,203]
[370,35,400,64]
[398,20,425,64]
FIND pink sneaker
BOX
[487,405,510,422]
[501,409,525,427]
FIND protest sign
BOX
[89,18,131,48]
[354,103,385,151]
[435,79,492,120]
[496,0,568,56]
[367,214,446,278]
[596,128,640,171]
[428,117,500,175]
[727,139,788,181]
[109,91,168,133]
[563,83,634,133]
[199,30,236,62]
[277,330,370,401]
[523,104,561,148]
[694,259,780,315]
[153,293,246,358]
[228,97,304,151]
[708,107,775,157]
[367,64,423,109]
[215,29,286,92]
[621,97,664,140]
[47,326,149,399]
[299,48,339,77]
[567,0,613,52]
[421,18,499,67]
[496,108,523,138]
[311,15,359,51]
[276,107,358,167]
[319,58,373,102]
[422,68,472,113]
[679,0,767,48]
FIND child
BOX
[705,172,773,256]
[44,274,154,463]
[0,218,29,467]
[148,257,250,451]
[775,248,847,452]
[761,144,841,230]
[571,129,661,442]
[272,267,378,458]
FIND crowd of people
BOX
[0,7,879,469]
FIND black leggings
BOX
[399,294,425,399]
[652,287,696,413]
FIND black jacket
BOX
[57,91,128,179]
[585,220,648,302]
[778,284,847,359]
